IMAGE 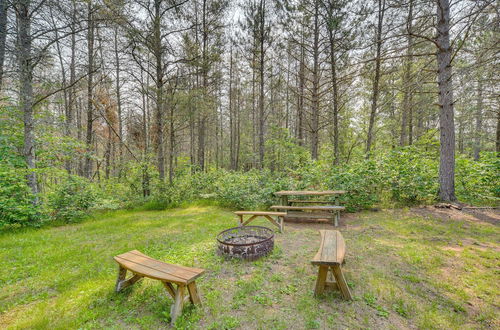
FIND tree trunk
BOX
[257,0,266,168]
[328,28,340,165]
[229,46,236,170]
[473,76,483,161]
[297,41,305,146]
[65,0,77,173]
[84,0,94,179]
[400,0,413,146]
[154,0,165,181]
[436,0,457,202]
[168,99,174,184]
[0,0,8,90]
[16,0,38,200]
[496,108,500,154]
[310,0,320,160]
[114,27,124,176]
[366,0,385,157]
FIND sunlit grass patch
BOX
[0,206,498,329]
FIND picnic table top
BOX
[271,205,345,211]
[275,190,346,196]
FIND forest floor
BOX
[0,205,498,329]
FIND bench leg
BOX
[170,284,185,325]
[331,265,352,300]
[279,216,284,233]
[115,266,142,292]
[187,282,202,305]
[163,281,176,299]
[314,266,329,296]
[115,266,127,292]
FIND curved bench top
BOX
[311,230,346,266]
[114,250,205,285]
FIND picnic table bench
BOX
[235,211,286,232]
[274,190,346,226]
[311,230,352,300]
[114,250,205,325]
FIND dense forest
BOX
[0,0,498,226]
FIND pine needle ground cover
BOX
[0,206,498,329]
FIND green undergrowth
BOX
[0,206,498,329]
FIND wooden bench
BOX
[114,250,205,325]
[311,230,352,300]
[270,205,345,226]
[235,211,287,232]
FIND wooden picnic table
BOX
[274,190,346,226]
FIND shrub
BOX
[326,159,382,211]
[455,152,500,204]
[0,165,43,226]
[379,147,438,204]
[49,176,97,222]
[214,170,277,209]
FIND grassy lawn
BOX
[0,205,498,329]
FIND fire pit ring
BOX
[216,226,274,261]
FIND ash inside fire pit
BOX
[217,226,274,261]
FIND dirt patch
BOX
[412,206,499,226]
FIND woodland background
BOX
[0,0,498,227]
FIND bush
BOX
[214,170,278,209]
[455,152,500,204]
[0,165,44,227]
[49,176,97,222]
[326,159,382,211]
[379,147,438,204]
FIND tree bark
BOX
[436,0,456,202]
[496,107,500,154]
[114,27,123,176]
[84,0,94,179]
[366,0,385,157]
[473,76,483,161]
[400,0,413,146]
[257,0,266,168]
[297,41,305,146]
[16,0,38,200]
[328,29,340,165]
[65,0,77,173]
[229,45,236,170]
[0,0,8,90]
[310,0,320,160]
[154,0,165,181]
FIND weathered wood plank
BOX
[114,250,205,284]
[314,265,329,296]
[235,211,286,216]
[311,230,346,265]
[187,282,202,305]
[170,285,185,325]
[271,205,345,211]
[332,265,352,300]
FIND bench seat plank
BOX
[311,230,346,265]
[288,200,332,204]
[114,250,204,285]
[270,205,345,211]
[234,211,286,216]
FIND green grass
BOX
[0,206,498,329]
